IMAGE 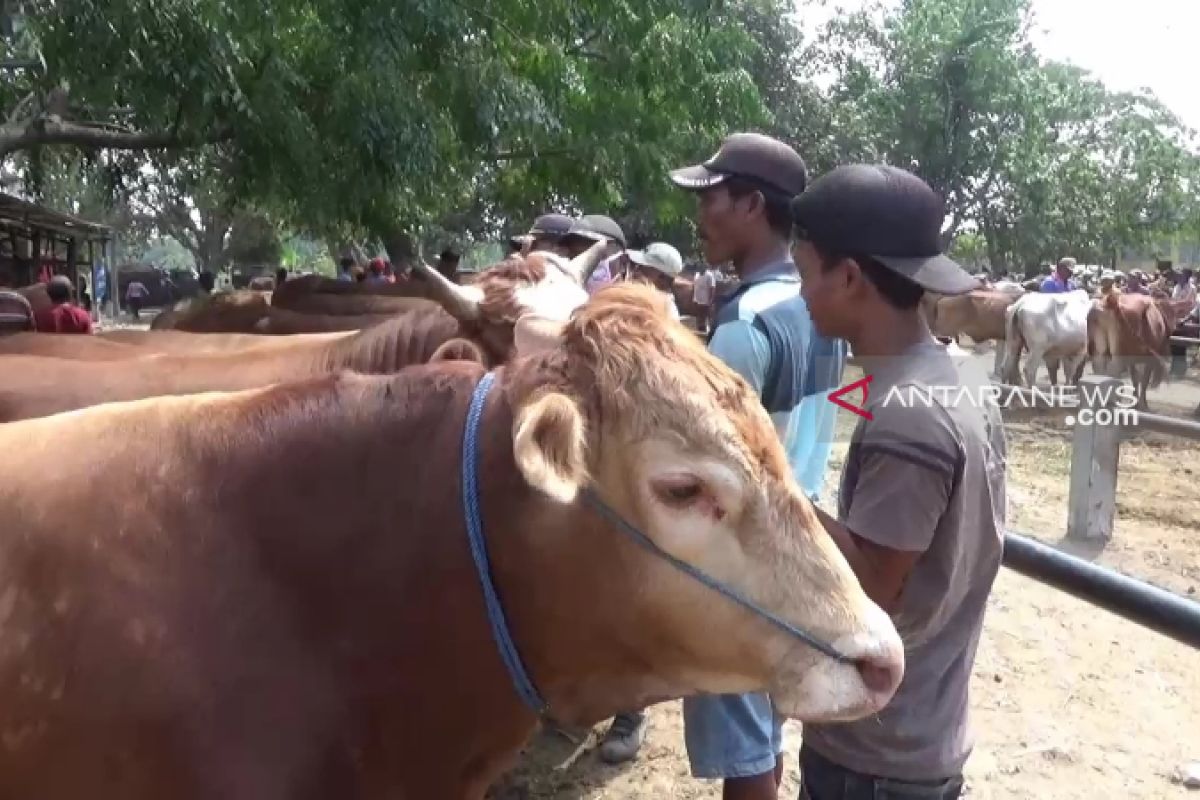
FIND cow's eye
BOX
[653,477,704,506]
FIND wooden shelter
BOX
[0,193,110,292]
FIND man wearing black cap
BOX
[668,132,848,799]
[790,164,1006,800]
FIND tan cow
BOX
[0,331,353,361]
[922,288,1023,377]
[0,284,902,799]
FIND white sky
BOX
[802,0,1200,131]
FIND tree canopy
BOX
[1,0,1197,272]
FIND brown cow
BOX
[252,306,398,335]
[0,284,901,799]
[15,283,50,313]
[151,292,393,335]
[0,250,607,423]
[0,290,34,334]
[271,273,438,316]
[0,308,468,422]
[922,289,1022,377]
[151,291,271,332]
[1089,292,1188,409]
[0,331,353,361]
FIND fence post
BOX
[1067,376,1123,542]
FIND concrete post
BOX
[1066,376,1124,542]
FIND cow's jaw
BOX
[599,437,904,723]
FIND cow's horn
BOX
[564,239,610,285]
[411,259,482,321]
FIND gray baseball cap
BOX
[627,242,684,278]
[563,214,627,248]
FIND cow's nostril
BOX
[854,650,903,698]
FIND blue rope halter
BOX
[459,371,854,716]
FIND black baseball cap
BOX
[790,164,979,295]
[670,132,808,198]
[563,214,627,249]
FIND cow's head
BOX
[412,244,607,360]
[502,284,903,724]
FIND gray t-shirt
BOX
[803,339,1007,781]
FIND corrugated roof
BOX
[0,193,110,239]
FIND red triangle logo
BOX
[828,375,874,420]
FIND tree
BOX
[799,0,1200,273]
[6,0,774,256]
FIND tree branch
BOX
[0,118,234,160]
[564,29,602,56]
[489,146,578,161]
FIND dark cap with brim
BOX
[670,132,808,198]
[563,214,627,248]
[511,213,574,246]
[790,164,979,296]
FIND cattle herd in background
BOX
[924,265,1199,411]
[1,254,1197,421]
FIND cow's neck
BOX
[478,371,700,726]
[321,309,475,373]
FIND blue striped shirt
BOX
[708,261,847,499]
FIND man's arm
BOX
[812,504,922,612]
[818,406,959,611]
[708,318,770,393]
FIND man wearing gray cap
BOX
[510,213,575,256]
[668,132,848,799]
[790,164,1005,800]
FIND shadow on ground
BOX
[489,725,634,800]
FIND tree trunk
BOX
[376,224,417,270]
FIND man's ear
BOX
[512,392,588,503]
[842,256,866,292]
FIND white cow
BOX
[1002,290,1093,387]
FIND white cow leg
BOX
[1024,348,1045,388]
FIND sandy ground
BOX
[491,344,1200,799]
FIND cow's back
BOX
[1014,291,1091,347]
[152,292,270,332]
[0,332,137,360]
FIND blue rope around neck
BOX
[461,371,548,715]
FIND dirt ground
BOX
[492,345,1200,799]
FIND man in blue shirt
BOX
[667,132,845,799]
[1040,257,1077,293]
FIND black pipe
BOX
[1003,532,1200,649]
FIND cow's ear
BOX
[512,392,587,503]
